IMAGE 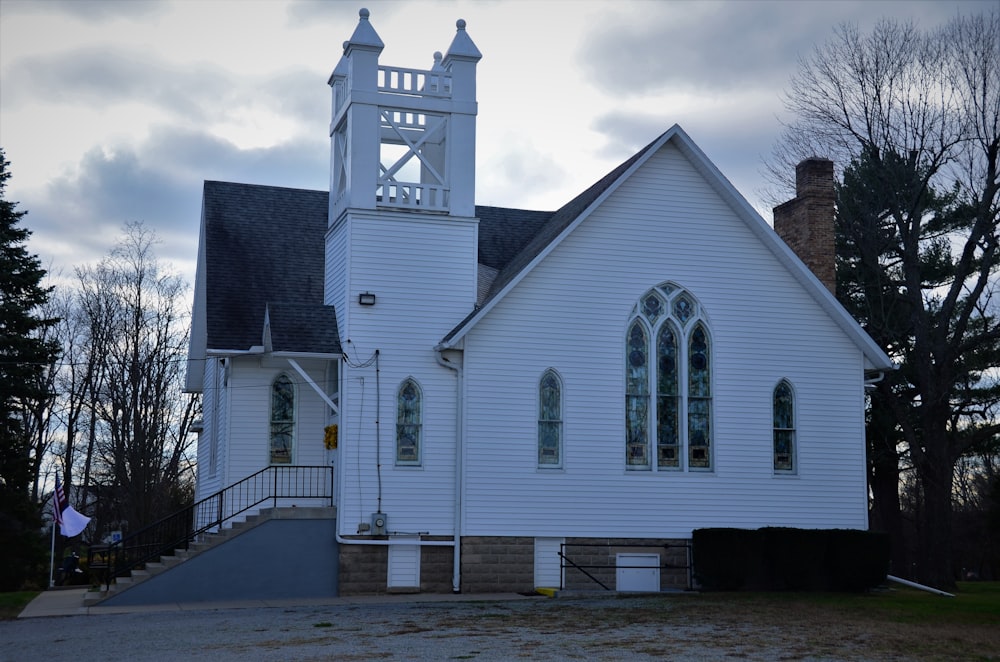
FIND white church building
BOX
[186,9,893,595]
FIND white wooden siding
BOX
[326,217,349,342]
[335,211,477,536]
[460,143,869,538]
[195,358,225,503]
[223,357,333,493]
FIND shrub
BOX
[693,527,890,592]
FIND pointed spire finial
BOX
[345,6,384,53]
[443,17,481,62]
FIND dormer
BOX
[328,9,482,225]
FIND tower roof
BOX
[444,19,482,62]
[344,7,384,55]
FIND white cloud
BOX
[0,0,990,294]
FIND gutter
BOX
[436,347,464,593]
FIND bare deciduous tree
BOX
[769,12,1000,589]
[74,222,198,535]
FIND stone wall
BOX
[420,543,455,593]
[460,536,535,593]
[338,543,389,595]
[339,536,691,595]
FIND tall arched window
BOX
[688,324,712,468]
[396,378,422,466]
[626,321,650,467]
[625,283,713,471]
[538,369,563,467]
[270,374,295,464]
[773,380,795,472]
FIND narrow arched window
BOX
[773,380,795,472]
[396,378,422,466]
[625,320,650,468]
[270,374,295,464]
[687,324,712,469]
[656,323,680,468]
[538,369,563,467]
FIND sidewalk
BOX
[17,587,541,618]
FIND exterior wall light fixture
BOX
[358,292,376,306]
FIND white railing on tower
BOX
[377,181,449,211]
[378,65,452,98]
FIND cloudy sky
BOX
[0,0,990,292]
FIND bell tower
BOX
[324,8,483,347]
[325,10,482,550]
[328,8,481,223]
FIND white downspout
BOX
[333,355,456,552]
[436,348,464,593]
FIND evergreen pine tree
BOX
[0,149,60,590]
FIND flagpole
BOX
[48,514,56,588]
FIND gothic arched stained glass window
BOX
[270,374,295,464]
[625,320,650,467]
[656,323,680,468]
[396,378,422,466]
[538,369,563,467]
[625,283,713,471]
[687,324,712,468]
[773,380,795,472]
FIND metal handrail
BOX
[90,465,334,589]
[558,541,693,591]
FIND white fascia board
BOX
[439,128,682,349]
[668,130,894,371]
[442,124,894,371]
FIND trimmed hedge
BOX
[693,527,889,592]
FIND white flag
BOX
[54,476,91,537]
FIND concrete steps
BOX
[83,506,336,607]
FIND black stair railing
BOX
[89,465,333,589]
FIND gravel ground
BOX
[1,595,797,662]
[3,592,991,662]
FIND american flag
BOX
[52,476,89,537]
[54,475,67,527]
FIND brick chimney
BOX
[773,158,836,294]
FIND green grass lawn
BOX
[708,580,1000,626]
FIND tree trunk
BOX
[915,443,957,590]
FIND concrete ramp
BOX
[100,508,338,606]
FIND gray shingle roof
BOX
[266,302,339,354]
[203,181,338,354]
[202,138,659,353]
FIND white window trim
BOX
[395,377,423,467]
[625,282,715,473]
[538,367,564,469]
[269,372,296,465]
[773,378,797,475]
